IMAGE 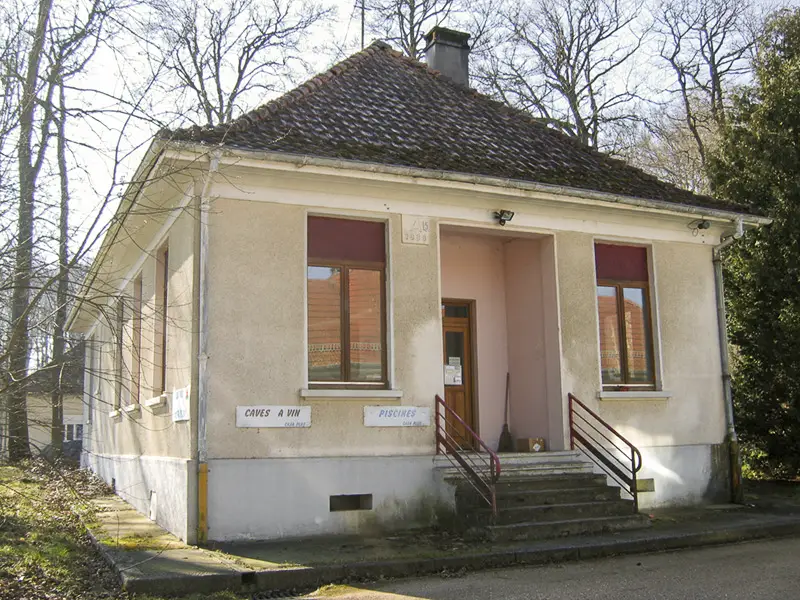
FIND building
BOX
[0,342,85,461]
[68,28,770,544]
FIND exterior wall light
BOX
[494,209,515,226]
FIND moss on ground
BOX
[0,462,246,600]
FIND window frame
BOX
[307,258,388,389]
[597,278,656,390]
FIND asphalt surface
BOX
[308,537,800,599]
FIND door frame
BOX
[442,298,480,436]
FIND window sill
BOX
[597,390,672,400]
[122,403,142,415]
[109,410,122,419]
[144,394,168,408]
[300,388,403,399]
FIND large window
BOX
[153,243,169,394]
[132,275,143,405]
[595,243,655,389]
[307,216,386,386]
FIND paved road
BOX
[308,537,800,600]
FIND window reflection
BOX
[597,286,623,384]
[349,269,383,381]
[307,266,342,381]
[623,288,653,383]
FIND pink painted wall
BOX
[440,230,564,452]
[440,233,509,451]
[504,239,550,443]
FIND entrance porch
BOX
[439,226,565,454]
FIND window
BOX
[65,424,82,441]
[307,216,386,386]
[132,275,143,405]
[114,298,124,409]
[595,243,655,389]
[154,244,169,394]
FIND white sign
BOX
[364,406,431,427]
[172,386,190,422]
[444,364,462,386]
[402,215,431,245]
[236,406,311,428]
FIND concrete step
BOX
[486,513,652,542]
[496,451,586,466]
[491,473,610,492]
[439,462,594,481]
[458,485,622,510]
[473,499,636,526]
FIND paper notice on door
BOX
[448,356,461,366]
[444,364,463,385]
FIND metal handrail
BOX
[435,394,500,516]
[568,392,643,511]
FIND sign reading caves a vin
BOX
[236,406,311,428]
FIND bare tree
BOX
[617,104,711,194]
[6,0,56,461]
[477,0,647,151]
[654,0,759,170]
[1,0,122,461]
[367,0,456,59]
[143,0,331,128]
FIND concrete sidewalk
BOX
[86,494,800,596]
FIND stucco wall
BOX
[206,456,450,541]
[204,199,442,459]
[555,232,726,503]
[86,206,195,460]
[85,452,195,541]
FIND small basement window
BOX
[329,494,373,512]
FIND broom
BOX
[498,372,514,452]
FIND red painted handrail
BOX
[568,392,643,511]
[435,394,500,516]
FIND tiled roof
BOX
[166,41,746,213]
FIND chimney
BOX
[424,27,471,86]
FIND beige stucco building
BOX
[69,29,770,544]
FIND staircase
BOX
[435,451,651,541]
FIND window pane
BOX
[623,288,654,383]
[597,286,623,384]
[443,304,469,318]
[349,269,383,381]
[308,266,342,381]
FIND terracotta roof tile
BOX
[165,41,748,213]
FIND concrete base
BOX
[633,443,731,509]
[207,455,453,542]
[83,451,195,542]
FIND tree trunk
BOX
[8,0,54,462]
[50,81,69,456]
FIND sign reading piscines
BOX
[236,406,311,428]
[364,406,431,427]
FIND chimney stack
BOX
[424,27,470,86]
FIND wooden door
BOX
[442,301,476,448]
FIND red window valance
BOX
[595,243,648,282]
[308,216,386,264]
